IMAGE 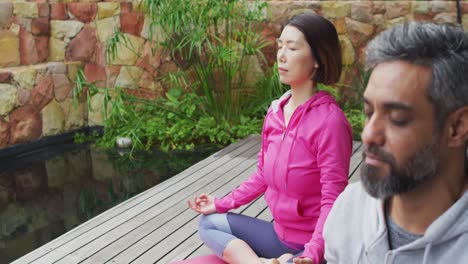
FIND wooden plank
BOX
[167,196,269,262]
[352,141,362,154]
[78,149,258,264]
[16,137,260,264]
[55,143,260,264]
[122,156,260,264]
[348,144,363,183]
[160,196,268,263]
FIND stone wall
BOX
[262,1,468,83]
[0,0,165,149]
[0,0,467,149]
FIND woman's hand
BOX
[293,257,313,264]
[187,193,216,215]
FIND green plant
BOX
[315,67,370,140]
[249,62,289,114]
[73,0,272,151]
[341,67,371,140]
[108,0,270,124]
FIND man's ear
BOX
[447,106,468,148]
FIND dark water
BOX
[0,143,218,263]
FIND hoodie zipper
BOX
[272,105,300,190]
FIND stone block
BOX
[17,87,30,106]
[31,17,50,36]
[59,98,86,131]
[373,1,385,14]
[38,3,50,17]
[88,93,111,126]
[105,65,121,88]
[339,36,355,66]
[9,23,20,35]
[108,33,145,65]
[0,118,9,148]
[432,1,456,13]
[98,2,120,19]
[51,3,68,20]
[321,2,351,19]
[19,27,39,65]
[52,74,72,102]
[136,41,161,75]
[68,3,97,23]
[50,20,84,40]
[12,67,36,90]
[351,2,374,23]
[9,105,42,145]
[0,72,12,83]
[463,15,468,30]
[385,2,410,20]
[48,37,66,61]
[345,18,375,47]
[65,25,97,62]
[0,3,13,28]
[67,63,80,82]
[0,30,20,67]
[93,41,106,66]
[462,3,468,14]
[47,62,67,74]
[13,17,32,32]
[84,63,106,86]
[333,18,346,34]
[95,16,120,42]
[41,99,65,136]
[31,75,54,110]
[120,11,144,36]
[13,3,38,19]
[412,1,431,15]
[115,66,143,89]
[141,16,166,41]
[0,84,17,116]
[433,12,457,24]
[386,17,406,29]
[35,36,49,63]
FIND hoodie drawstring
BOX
[422,243,432,264]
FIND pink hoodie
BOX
[215,91,353,263]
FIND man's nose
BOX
[361,114,385,147]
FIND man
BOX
[323,22,468,263]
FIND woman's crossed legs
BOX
[199,212,303,263]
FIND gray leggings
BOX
[198,212,304,261]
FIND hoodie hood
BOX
[324,183,468,264]
[403,190,468,250]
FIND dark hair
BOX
[286,13,342,85]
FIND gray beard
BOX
[360,141,440,199]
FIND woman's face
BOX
[277,25,317,86]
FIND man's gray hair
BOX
[366,22,468,125]
[366,22,468,174]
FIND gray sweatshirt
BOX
[323,183,468,264]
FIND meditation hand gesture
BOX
[293,257,313,264]
[187,193,216,215]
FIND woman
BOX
[188,12,352,264]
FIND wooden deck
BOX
[12,135,363,264]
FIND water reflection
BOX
[0,144,218,263]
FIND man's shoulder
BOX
[325,182,380,231]
[335,182,370,208]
